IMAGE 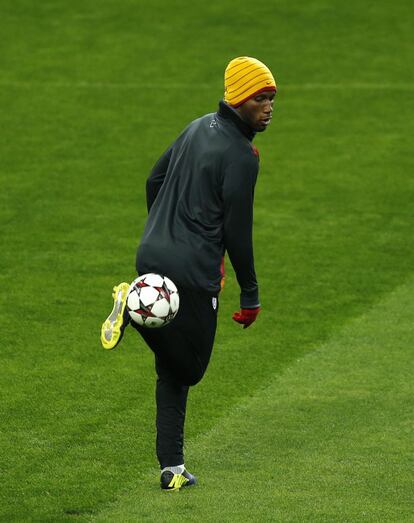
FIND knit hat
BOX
[224,56,277,107]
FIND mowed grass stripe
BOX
[1,81,414,90]
[93,278,414,522]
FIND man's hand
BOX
[232,307,261,329]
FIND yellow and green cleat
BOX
[100,282,130,350]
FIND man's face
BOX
[236,91,275,132]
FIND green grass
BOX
[1,0,413,521]
[95,277,414,522]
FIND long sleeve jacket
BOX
[136,100,260,308]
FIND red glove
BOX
[232,307,261,329]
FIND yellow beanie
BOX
[224,56,277,107]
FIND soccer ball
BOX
[126,273,179,328]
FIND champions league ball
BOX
[126,273,179,328]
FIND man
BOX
[101,56,277,491]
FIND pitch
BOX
[1,0,413,521]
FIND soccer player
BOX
[101,56,277,491]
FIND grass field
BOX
[1,0,413,521]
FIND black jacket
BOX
[136,100,260,308]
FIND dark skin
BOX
[236,90,276,132]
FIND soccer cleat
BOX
[100,282,130,350]
[160,469,197,492]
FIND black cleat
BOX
[160,469,197,492]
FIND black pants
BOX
[132,287,218,468]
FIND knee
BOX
[157,353,207,387]
[180,367,205,387]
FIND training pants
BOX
[132,287,218,468]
